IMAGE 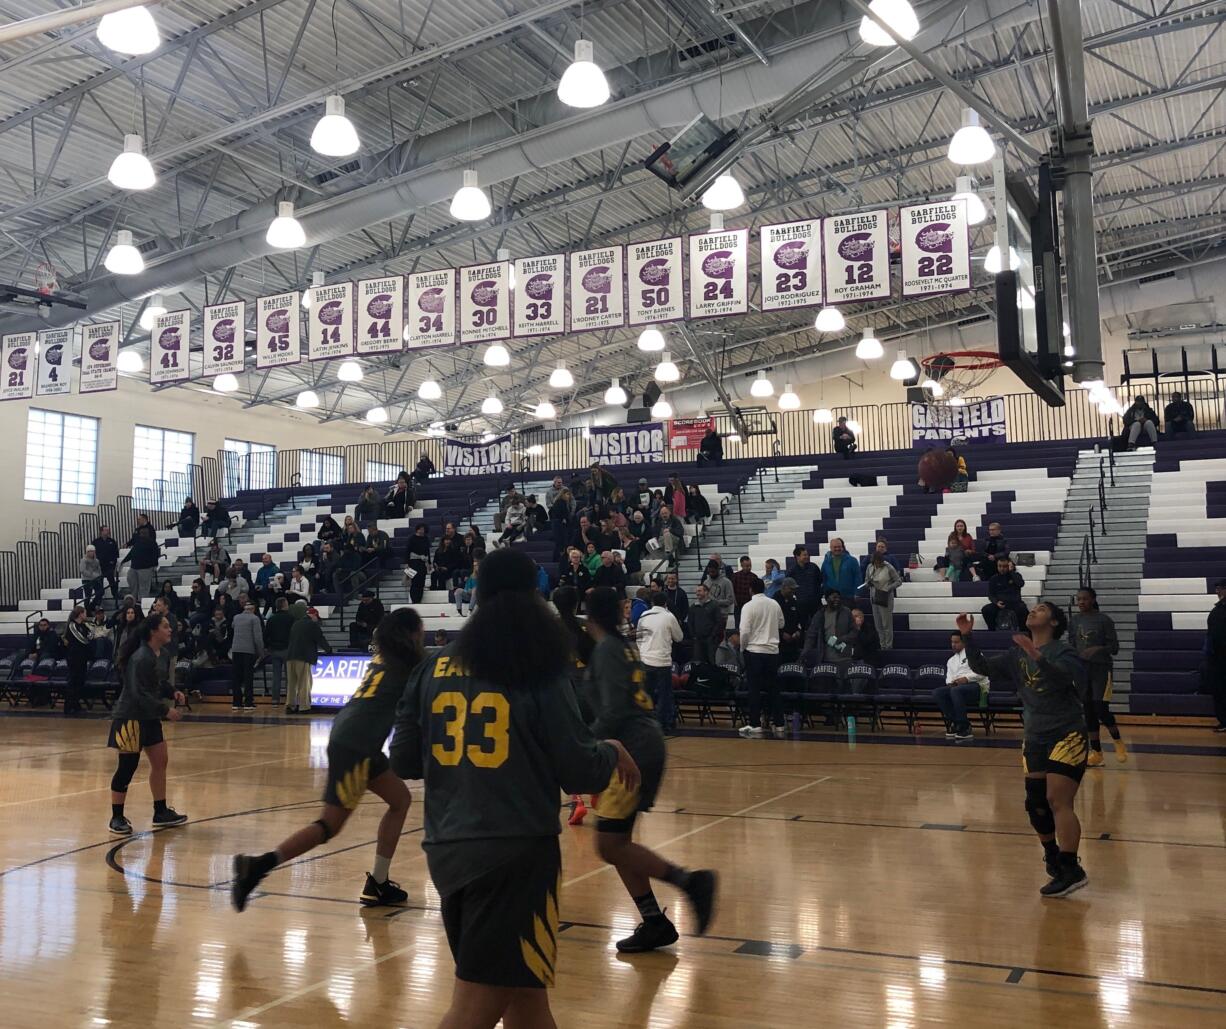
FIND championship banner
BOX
[0,332,35,401]
[256,292,301,369]
[35,328,72,396]
[823,209,891,304]
[569,246,625,331]
[443,434,512,477]
[308,281,354,361]
[459,262,511,345]
[406,269,455,349]
[688,228,748,318]
[760,219,823,311]
[668,416,714,450]
[79,320,120,393]
[588,422,665,466]
[512,255,564,338]
[356,276,404,355]
[149,309,190,384]
[202,301,246,376]
[900,199,972,298]
[627,237,683,325]
[911,397,1006,447]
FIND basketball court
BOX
[3,713,1224,1028]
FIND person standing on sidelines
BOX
[737,579,786,738]
[106,613,188,836]
[233,609,424,913]
[635,592,683,733]
[389,548,640,1029]
[1071,588,1127,764]
[584,587,717,952]
[285,603,331,713]
[229,599,265,712]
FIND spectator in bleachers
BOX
[802,589,853,665]
[129,513,157,547]
[776,578,804,661]
[216,567,244,603]
[91,525,121,603]
[411,453,435,485]
[334,538,364,597]
[788,545,824,629]
[589,462,618,501]
[738,579,785,739]
[716,628,742,671]
[659,571,688,628]
[383,477,414,518]
[592,551,627,597]
[934,631,989,742]
[832,417,857,459]
[637,592,683,733]
[205,607,232,665]
[1123,395,1160,449]
[453,560,479,615]
[582,542,602,576]
[763,558,785,598]
[199,538,230,584]
[1164,392,1196,436]
[698,427,723,467]
[872,537,904,575]
[633,477,652,510]
[88,606,114,660]
[545,475,566,510]
[617,528,645,584]
[296,543,318,590]
[703,559,735,623]
[63,606,90,715]
[849,608,880,665]
[355,484,381,524]
[652,504,685,569]
[1071,588,1126,764]
[647,489,665,521]
[627,508,649,543]
[172,498,200,537]
[687,484,711,524]
[362,520,393,569]
[668,474,687,520]
[939,531,971,582]
[982,557,1028,630]
[731,556,762,623]
[115,605,142,659]
[215,592,240,626]
[570,514,597,553]
[317,514,343,548]
[1207,579,1226,733]
[158,580,185,620]
[121,524,160,600]
[821,538,861,598]
[341,517,365,553]
[493,486,521,534]
[431,536,463,590]
[200,500,230,538]
[255,554,279,612]
[186,578,212,632]
[865,549,903,649]
[557,549,593,594]
[264,597,294,707]
[627,586,651,627]
[549,488,574,562]
[319,540,343,595]
[229,600,264,711]
[497,495,528,548]
[80,545,104,609]
[688,583,722,665]
[348,590,385,651]
[975,522,1010,581]
[524,495,548,538]
[288,566,310,602]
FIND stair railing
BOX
[1078,534,1092,590]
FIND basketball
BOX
[917,447,958,489]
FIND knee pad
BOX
[313,818,335,843]
[1025,777,1054,836]
[110,752,141,794]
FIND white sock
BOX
[371,854,391,883]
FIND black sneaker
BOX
[684,870,717,935]
[1040,859,1088,898]
[943,729,957,740]
[954,729,974,743]
[108,815,133,836]
[615,913,679,953]
[1044,854,1060,880]
[151,807,188,828]
[360,874,409,907]
[232,854,267,913]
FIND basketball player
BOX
[1071,588,1127,764]
[107,612,188,835]
[553,585,595,826]
[389,549,639,1029]
[231,608,425,911]
[584,587,717,951]
[956,604,1089,897]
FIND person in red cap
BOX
[284,601,331,713]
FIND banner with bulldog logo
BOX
[0,332,36,400]
[688,228,748,318]
[256,292,301,369]
[406,269,455,349]
[760,219,824,311]
[356,276,404,355]
[202,301,246,376]
[823,209,891,304]
[627,237,683,326]
[512,255,564,338]
[459,262,511,344]
[569,246,625,331]
[149,309,191,384]
[308,281,355,361]
[35,328,73,396]
[899,200,971,297]
[80,320,121,393]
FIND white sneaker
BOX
[772,725,786,739]
[737,725,766,738]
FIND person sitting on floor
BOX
[1164,392,1196,436]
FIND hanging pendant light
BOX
[302,270,325,308]
[637,327,666,352]
[365,406,388,424]
[778,384,800,410]
[417,377,442,401]
[949,396,966,407]
[138,294,167,331]
[557,39,610,108]
[951,175,987,224]
[497,248,517,289]
[858,0,919,46]
[427,421,445,436]
[104,230,144,275]
[548,361,574,389]
[295,389,320,409]
[749,370,774,398]
[814,306,845,333]
[701,172,745,212]
[213,372,240,393]
[108,134,156,191]
[604,378,627,405]
[483,343,511,367]
[97,5,160,55]
[983,244,1021,274]
[846,419,862,435]
[535,398,557,420]
[450,169,491,222]
[116,349,143,373]
[650,394,673,419]
[921,376,944,398]
[266,201,305,249]
[337,359,363,382]
[654,352,680,383]
[855,327,883,360]
[310,95,360,157]
[481,389,503,415]
[948,108,996,166]
[889,350,918,380]
[813,408,833,424]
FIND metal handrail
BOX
[1078,534,1092,589]
[717,496,729,546]
[1087,508,1098,563]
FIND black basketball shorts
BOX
[107,718,164,753]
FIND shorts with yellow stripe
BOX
[1022,730,1089,783]
[323,745,389,810]
[595,751,664,834]
[107,718,164,753]
[439,837,562,989]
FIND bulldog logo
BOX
[318,299,345,325]
[701,250,735,279]
[212,318,236,344]
[916,222,954,254]
[418,287,446,314]
[7,347,27,370]
[837,233,874,261]
[639,258,670,285]
[773,239,808,269]
[525,274,554,301]
[581,266,612,294]
[366,294,393,319]
[88,339,111,361]
[265,309,290,333]
[470,280,498,307]
[158,326,181,350]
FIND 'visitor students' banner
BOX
[80,320,120,393]
[0,332,36,401]
[570,246,625,331]
[689,228,748,318]
[202,301,246,376]
[149,309,191,384]
[588,422,665,466]
[627,237,683,325]
[256,292,301,369]
[407,269,455,349]
[911,397,1006,447]
[459,262,511,345]
[668,416,714,449]
[443,435,512,477]
[308,281,355,361]
[760,219,824,311]
[823,209,891,304]
[900,199,972,298]
[356,277,404,355]
[36,328,72,396]
[513,255,565,338]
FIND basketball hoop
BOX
[919,350,1002,404]
[34,261,59,297]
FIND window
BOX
[224,439,276,494]
[24,409,99,505]
[365,460,403,483]
[301,451,344,487]
[132,425,195,512]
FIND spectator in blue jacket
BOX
[763,558,785,598]
[821,538,861,598]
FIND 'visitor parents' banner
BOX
[911,397,1006,447]
[443,435,513,476]
[588,423,665,465]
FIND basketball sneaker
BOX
[954,729,974,743]
[615,913,679,953]
[151,807,188,828]
[1113,739,1128,763]
[683,870,717,935]
[737,725,766,738]
[231,854,269,912]
[108,815,133,836]
[1087,750,1104,767]
[1040,857,1088,898]
[360,874,408,907]
[772,725,787,739]
[568,796,588,826]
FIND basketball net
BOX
[919,351,1002,405]
[34,261,59,296]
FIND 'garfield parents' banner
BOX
[256,292,301,369]
[80,320,120,393]
[443,435,512,477]
[569,246,625,331]
[823,209,891,304]
[911,397,1006,447]
[149,309,191,384]
[627,237,683,325]
[688,229,748,318]
[459,263,511,345]
[356,276,404,355]
[588,423,665,465]
[36,328,72,396]
[513,255,564,338]
[900,199,972,298]
[308,281,355,361]
[202,301,245,376]
[760,220,824,311]
[0,332,36,400]
[406,269,455,349]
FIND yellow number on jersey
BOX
[351,668,384,701]
[430,691,510,769]
[431,691,467,766]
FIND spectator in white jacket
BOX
[636,591,683,733]
[737,579,785,738]
[933,631,990,742]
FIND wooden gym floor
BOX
[1,712,1224,1028]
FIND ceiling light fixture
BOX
[97,5,160,54]
[450,169,491,222]
[116,349,143,373]
[814,306,845,333]
[951,175,987,224]
[212,372,239,393]
[548,361,574,389]
[749,370,774,398]
[846,419,862,434]
[637,327,666,352]
[983,244,1021,274]
[107,134,156,190]
[855,327,884,360]
[310,95,360,157]
[650,395,673,419]
[337,359,363,382]
[889,350,918,380]
[654,352,680,383]
[858,0,919,46]
[104,229,144,275]
[557,39,610,108]
[138,294,167,331]
[949,396,966,407]
[295,389,320,409]
[365,406,388,424]
[778,383,800,410]
[604,378,627,405]
[481,389,503,415]
[921,376,945,397]
[813,408,834,424]
[266,201,305,249]
[483,343,510,367]
[948,108,996,166]
[497,248,517,289]
[535,398,557,420]
[302,270,325,308]
[417,377,442,401]
[701,172,745,212]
